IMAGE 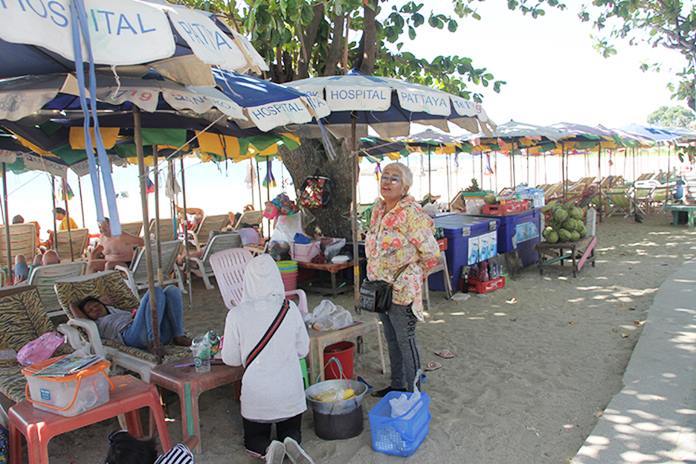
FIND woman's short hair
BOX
[384,162,414,192]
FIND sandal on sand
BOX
[434,350,456,359]
[265,441,286,464]
[424,361,442,372]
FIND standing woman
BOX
[366,162,441,397]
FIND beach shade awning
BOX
[619,124,695,144]
[0,72,321,133]
[0,0,268,83]
[360,129,472,159]
[285,70,494,139]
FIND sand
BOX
[47,215,696,464]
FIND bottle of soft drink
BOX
[479,261,489,282]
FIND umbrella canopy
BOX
[0,0,268,83]
[286,70,494,139]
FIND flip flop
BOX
[434,350,456,359]
[424,361,442,372]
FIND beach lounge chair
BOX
[0,286,87,424]
[187,214,230,251]
[120,221,143,237]
[604,187,631,216]
[54,271,190,382]
[189,232,243,289]
[116,240,185,295]
[232,210,263,230]
[629,185,656,215]
[54,228,89,261]
[210,249,385,383]
[148,219,177,242]
[0,223,37,269]
[27,262,86,319]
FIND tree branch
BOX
[298,2,325,79]
[323,14,346,76]
[356,0,378,74]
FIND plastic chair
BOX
[187,214,231,251]
[0,224,37,268]
[424,251,452,310]
[208,248,253,310]
[54,228,89,261]
[189,232,243,289]
[27,262,86,319]
[116,240,185,295]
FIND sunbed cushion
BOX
[0,363,26,403]
[0,287,54,351]
[54,271,140,318]
[102,339,190,364]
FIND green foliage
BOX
[174,0,563,101]
[580,1,696,110]
[647,105,696,129]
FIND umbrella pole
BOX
[255,160,266,238]
[61,178,75,262]
[350,112,360,308]
[77,177,86,228]
[445,154,451,206]
[494,152,498,193]
[168,160,178,235]
[427,151,432,198]
[50,176,58,250]
[153,147,163,283]
[479,152,484,189]
[180,157,193,309]
[133,108,161,358]
[597,143,603,223]
[526,150,530,185]
[665,145,671,205]
[2,164,12,283]
[249,159,255,207]
[562,143,567,201]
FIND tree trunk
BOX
[323,14,346,76]
[297,2,325,79]
[281,138,354,239]
[356,0,378,74]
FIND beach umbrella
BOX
[0,0,268,83]
[287,70,493,304]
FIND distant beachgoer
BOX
[105,430,194,464]
[176,206,204,232]
[11,215,41,247]
[11,215,24,224]
[87,218,144,273]
[74,286,191,350]
[366,162,440,398]
[221,255,314,463]
[42,250,60,266]
[54,207,78,231]
[13,255,29,285]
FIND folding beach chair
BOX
[27,262,86,319]
[120,221,143,237]
[116,240,185,295]
[189,232,243,289]
[54,228,89,261]
[148,219,177,242]
[0,223,37,268]
[54,271,190,382]
[232,210,263,230]
[187,214,231,251]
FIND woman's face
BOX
[380,168,407,203]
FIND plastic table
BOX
[664,204,696,227]
[298,261,358,296]
[8,375,171,464]
[150,359,243,453]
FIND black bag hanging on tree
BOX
[299,172,334,209]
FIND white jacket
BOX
[222,255,310,422]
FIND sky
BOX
[4,0,689,234]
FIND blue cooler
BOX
[469,209,542,267]
[428,214,497,291]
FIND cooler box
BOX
[428,214,497,291]
[469,209,541,267]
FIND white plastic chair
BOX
[27,262,86,318]
[189,233,243,289]
[209,248,307,313]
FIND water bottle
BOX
[191,336,211,373]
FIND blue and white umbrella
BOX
[0,0,268,83]
[287,70,494,139]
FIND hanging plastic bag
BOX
[389,369,423,418]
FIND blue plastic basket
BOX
[368,391,431,457]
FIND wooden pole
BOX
[562,143,567,201]
[153,147,163,284]
[665,145,671,205]
[2,164,12,283]
[479,152,484,189]
[61,177,75,261]
[180,157,193,307]
[50,176,58,249]
[77,176,86,228]
[526,150,530,185]
[133,108,161,357]
[249,158,255,207]
[597,143,603,223]
[350,112,360,308]
[427,151,432,198]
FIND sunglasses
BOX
[380,174,402,184]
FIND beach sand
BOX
[47,215,696,464]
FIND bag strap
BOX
[245,299,290,369]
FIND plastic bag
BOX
[322,238,346,262]
[271,214,304,245]
[305,300,353,331]
[389,369,423,418]
[17,332,65,367]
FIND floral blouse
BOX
[365,196,441,320]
